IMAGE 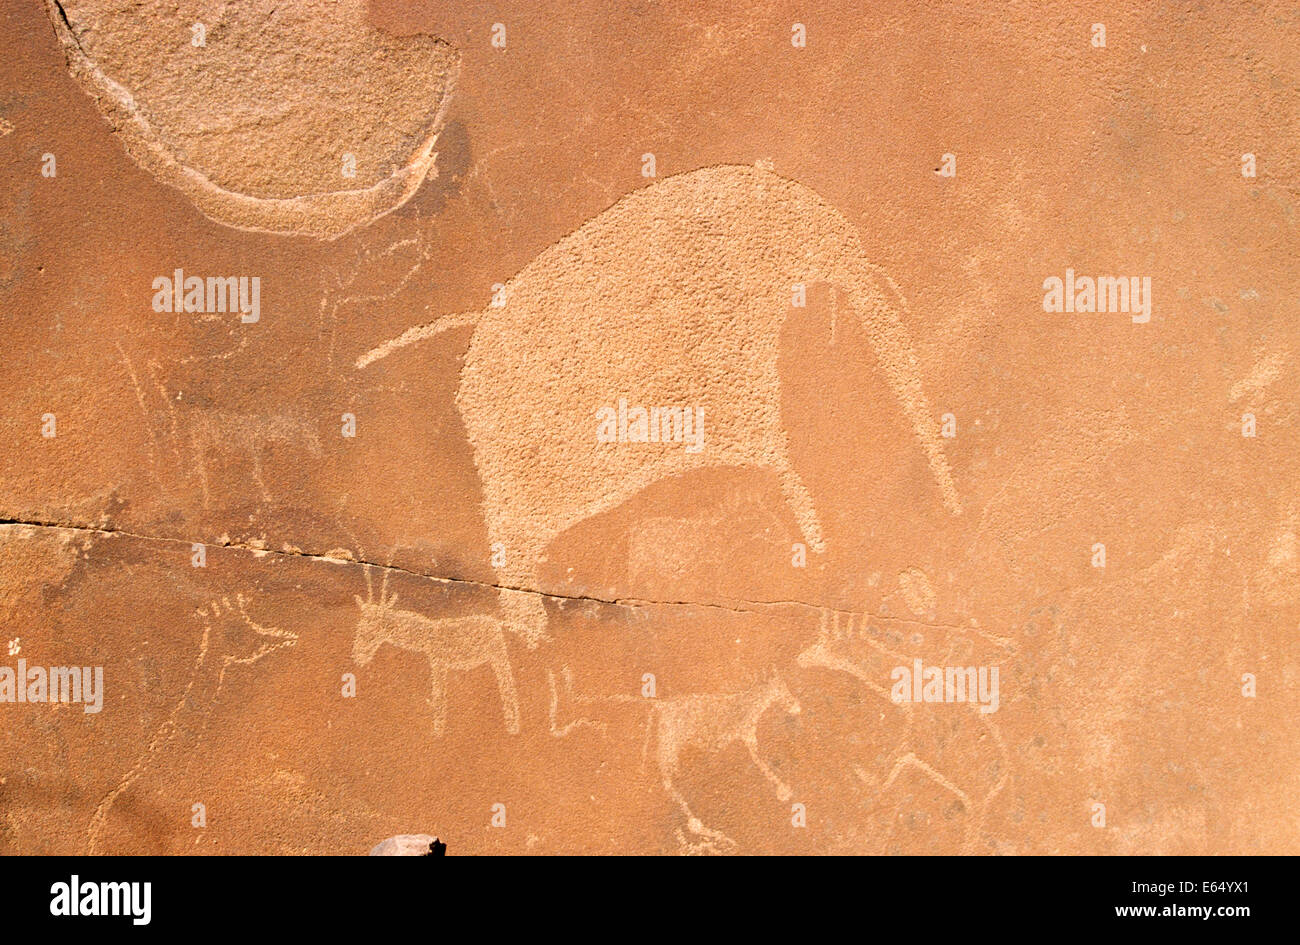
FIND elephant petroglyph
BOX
[358,165,960,644]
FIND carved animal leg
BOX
[428,663,448,738]
[883,752,970,810]
[547,669,608,738]
[744,734,792,802]
[662,770,728,842]
[773,459,825,553]
[490,647,521,734]
[249,447,273,503]
[654,730,729,842]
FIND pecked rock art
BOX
[1,0,1295,860]
[115,344,325,508]
[186,410,323,507]
[358,164,961,644]
[87,594,297,853]
[643,669,801,846]
[626,489,791,589]
[797,609,1010,853]
[351,563,520,737]
[42,0,459,238]
[548,661,807,850]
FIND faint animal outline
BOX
[114,346,324,509]
[351,561,520,737]
[641,669,801,844]
[87,595,296,853]
[626,489,792,589]
[356,164,962,647]
[187,411,323,507]
[796,608,1010,853]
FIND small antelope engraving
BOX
[352,564,520,737]
[645,670,801,841]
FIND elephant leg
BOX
[488,531,552,648]
[490,645,521,734]
[773,458,825,553]
[746,735,792,802]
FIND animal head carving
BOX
[352,563,398,665]
[722,491,791,542]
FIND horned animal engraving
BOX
[351,563,520,736]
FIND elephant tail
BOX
[355,310,481,369]
[820,249,962,516]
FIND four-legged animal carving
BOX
[352,565,520,737]
[162,164,969,849]
[188,411,322,506]
[626,490,792,589]
[643,670,801,842]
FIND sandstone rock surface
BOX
[42,0,458,237]
[0,0,1296,855]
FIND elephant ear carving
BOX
[42,0,459,239]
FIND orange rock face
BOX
[0,0,1296,854]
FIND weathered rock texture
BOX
[0,0,1296,855]
[42,0,458,237]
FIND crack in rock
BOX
[0,515,998,638]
